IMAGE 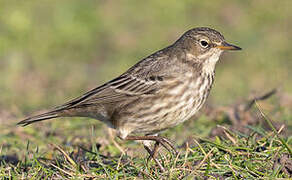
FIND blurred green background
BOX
[0,0,291,124]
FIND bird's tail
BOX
[17,110,60,126]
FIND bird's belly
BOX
[163,93,206,128]
[166,76,212,126]
[131,75,212,134]
[133,96,206,135]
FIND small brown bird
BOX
[18,27,241,165]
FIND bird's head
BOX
[175,27,241,68]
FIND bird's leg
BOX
[147,141,160,161]
[143,143,165,172]
[143,141,160,162]
[124,135,177,155]
[159,137,178,155]
[142,134,161,161]
[125,135,174,172]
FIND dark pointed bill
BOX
[217,41,242,50]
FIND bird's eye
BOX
[200,40,209,48]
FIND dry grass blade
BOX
[50,163,74,177]
[182,142,189,167]
[183,147,215,179]
[50,143,77,168]
[194,147,215,170]
[218,125,237,145]
[255,101,292,156]
[193,138,207,156]
[172,150,181,169]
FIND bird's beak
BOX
[217,41,242,50]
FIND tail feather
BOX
[17,111,60,126]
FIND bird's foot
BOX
[124,135,178,172]
[124,135,177,155]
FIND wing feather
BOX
[54,50,173,110]
[54,74,161,110]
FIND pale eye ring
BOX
[200,40,209,48]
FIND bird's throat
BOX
[202,51,221,74]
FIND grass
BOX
[0,100,291,179]
[1,131,290,179]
